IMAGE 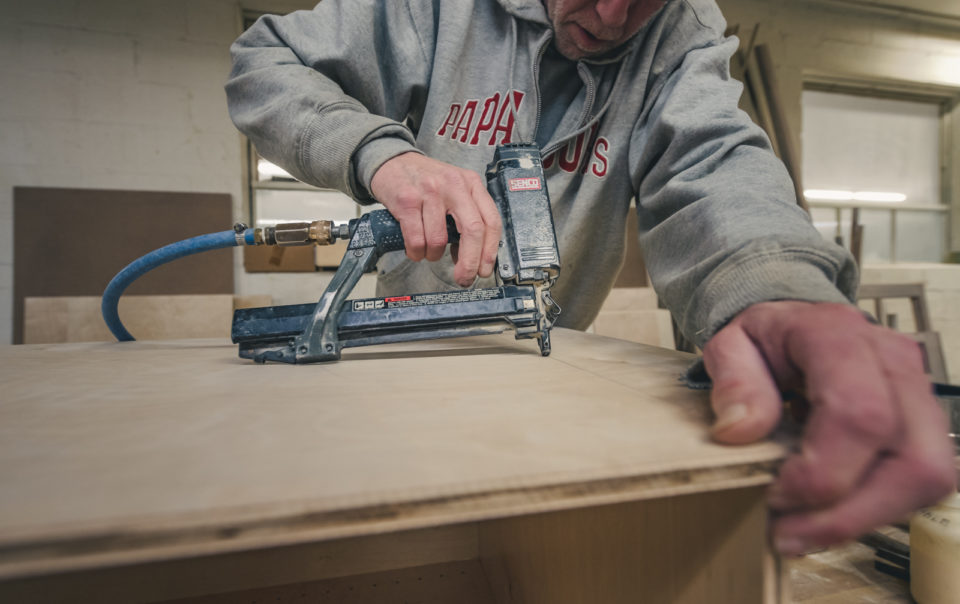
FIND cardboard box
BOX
[243,245,317,272]
[315,240,349,268]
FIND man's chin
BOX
[552,38,582,59]
[555,27,623,59]
[554,37,608,60]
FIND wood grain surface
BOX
[0,328,787,580]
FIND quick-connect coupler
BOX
[235,220,341,246]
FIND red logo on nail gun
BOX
[508,177,541,191]
[385,296,411,303]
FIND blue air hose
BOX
[102,228,256,341]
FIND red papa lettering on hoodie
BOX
[558,131,586,172]
[542,124,608,179]
[453,100,479,143]
[436,90,524,146]
[436,104,462,137]
[469,94,501,145]
[590,137,609,177]
[488,90,524,145]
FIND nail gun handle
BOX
[356,210,460,256]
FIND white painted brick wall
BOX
[0,0,318,345]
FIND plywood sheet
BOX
[24,295,236,343]
[0,329,787,578]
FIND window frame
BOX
[801,73,960,261]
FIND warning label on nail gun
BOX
[350,288,504,312]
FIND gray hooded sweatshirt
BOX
[226,0,857,347]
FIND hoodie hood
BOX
[496,0,552,24]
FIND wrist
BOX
[356,139,421,202]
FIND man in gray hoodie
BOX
[227,0,955,557]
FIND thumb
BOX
[702,322,784,445]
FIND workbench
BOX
[791,538,913,603]
[0,329,791,603]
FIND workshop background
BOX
[0,0,959,377]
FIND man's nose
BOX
[594,0,632,28]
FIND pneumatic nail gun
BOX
[231,143,561,363]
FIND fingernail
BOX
[774,536,809,557]
[713,403,749,432]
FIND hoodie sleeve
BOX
[225,0,435,201]
[630,33,858,349]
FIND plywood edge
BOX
[0,459,780,581]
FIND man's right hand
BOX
[370,152,502,287]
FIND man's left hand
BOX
[703,301,956,556]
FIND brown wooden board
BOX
[152,491,778,604]
[0,328,787,584]
[0,525,480,603]
[167,560,498,604]
[479,488,772,604]
[12,187,234,343]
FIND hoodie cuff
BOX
[352,135,422,204]
[690,248,858,349]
